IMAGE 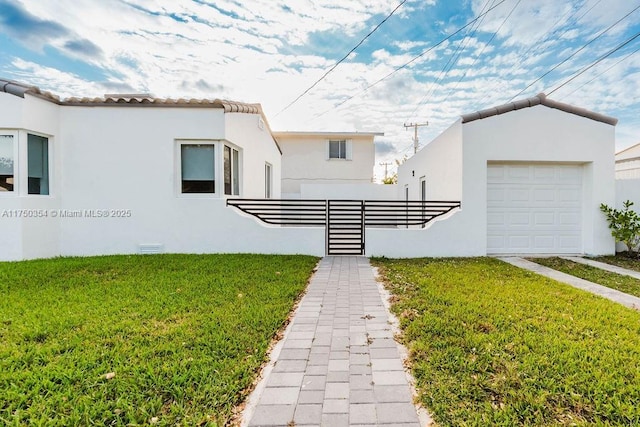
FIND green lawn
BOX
[592,255,640,273]
[532,256,640,298]
[0,254,318,426]
[373,257,640,426]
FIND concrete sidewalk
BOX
[242,256,424,427]
[561,256,640,280]
[500,257,640,311]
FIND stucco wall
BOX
[461,105,615,255]
[300,183,397,200]
[0,94,61,261]
[0,95,319,261]
[398,121,463,201]
[278,134,375,195]
[224,112,282,198]
[57,105,292,257]
[394,105,615,257]
[616,179,640,207]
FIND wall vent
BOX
[258,117,265,130]
[138,244,164,254]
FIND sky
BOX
[1,0,639,180]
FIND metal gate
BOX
[226,198,462,256]
[326,200,365,255]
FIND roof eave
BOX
[461,93,618,126]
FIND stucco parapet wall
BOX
[0,77,260,113]
[461,93,618,126]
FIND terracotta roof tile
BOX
[0,77,260,113]
[461,93,617,126]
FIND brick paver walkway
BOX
[244,256,422,427]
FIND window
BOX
[181,144,215,193]
[28,134,49,195]
[224,145,239,196]
[0,135,14,192]
[265,163,272,199]
[329,140,346,159]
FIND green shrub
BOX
[600,200,640,256]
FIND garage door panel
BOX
[487,212,506,226]
[487,164,582,254]
[487,235,505,249]
[533,235,555,249]
[509,212,530,226]
[534,212,555,225]
[559,235,581,249]
[508,235,530,248]
[508,188,530,202]
[559,212,580,226]
[487,188,505,204]
[559,188,581,203]
[559,167,582,181]
[507,165,531,180]
[533,188,555,202]
[533,166,556,180]
[487,166,506,181]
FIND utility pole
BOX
[403,122,428,154]
[379,162,392,179]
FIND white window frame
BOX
[0,130,18,197]
[223,143,241,197]
[176,140,219,197]
[326,139,352,161]
[176,140,242,198]
[26,132,51,196]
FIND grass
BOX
[372,257,640,426]
[591,255,640,273]
[0,254,318,426]
[532,257,640,298]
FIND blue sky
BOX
[1,0,639,179]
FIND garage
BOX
[487,163,583,254]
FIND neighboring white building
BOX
[615,142,640,179]
[387,93,617,257]
[0,78,325,261]
[274,131,382,198]
[615,142,640,217]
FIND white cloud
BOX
[2,0,639,182]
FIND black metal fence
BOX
[226,199,460,227]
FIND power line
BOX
[307,0,509,122]
[475,0,597,105]
[407,0,496,122]
[507,3,640,101]
[548,30,640,96]
[560,44,640,98]
[439,0,522,107]
[274,0,408,117]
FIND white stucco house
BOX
[274,131,390,199]
[388,93,617,257]
[0,79,619,260]
[0,78,326,261]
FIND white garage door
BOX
[487,163,582,254]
